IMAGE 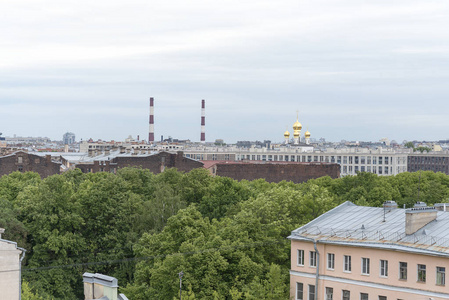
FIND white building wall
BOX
[0,239,23,300]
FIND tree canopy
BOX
[0,167,446,299]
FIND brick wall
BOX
[76,152,203,174]
[212,162,340,183]
[0,151,61,178]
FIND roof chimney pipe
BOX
[149,97,154,143]
[201,99,205,143]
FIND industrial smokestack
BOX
[201,99,205,143]
[149,97,154,143]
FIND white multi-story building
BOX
[182,146,409,177]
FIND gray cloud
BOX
[1,0,449,142]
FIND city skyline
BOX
[1,0,449,143]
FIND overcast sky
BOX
[1,0,449,143]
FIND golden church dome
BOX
[293,130,300,138]
[293,120,302,131]
[305,130,311,138]
[284,130,290,137]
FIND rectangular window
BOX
[308,285,315,300]
[325,287,333,300]
[384,157,389,164]
[327,253,335,270]
[344,255,351,272]
[349,156,353,164]
[378,296,386,300]
[372,156,377,164]
[355,156,359,164]
[18,156,23,163]
[310,251,317,267]
[367,156,371,164]
[296,282,303,300]
[380,260,388,277]
[360,293,368,300]
[399,262,407,280]
[418,264,426,282]
[362,258,370,275]
[379,156,383,164]
[343,156,348,164]
[437,267,445,286]
[342,290,350,300]
[297,250,304,266]
[361,156,366,164]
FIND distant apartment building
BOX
[184,146,408,177]
[408,152,449,174]
[63,132,76,145]
[289,201,449,300]
[0,229,25,300]
[61,150,203,174]
[0,151,61,178]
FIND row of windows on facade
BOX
[341,165,397,175]
[296,283,394,300]
[409,165,449,172]
[186,154,406,165]
[409,157,449,163]
[298,250,445,285]
[237,155,402,165]
[17,157,40,164]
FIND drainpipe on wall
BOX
[18,247,26,300]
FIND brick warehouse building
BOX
[0,151,61,178]
[203,161,340,183]
[63,151,203,174]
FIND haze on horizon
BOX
[1,0,449,144]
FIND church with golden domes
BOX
[283,112,311,145]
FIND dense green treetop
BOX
[0,168,447,299]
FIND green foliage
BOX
[404,141,414,149]
[21,281,48,300]
[414,146,431,153]
[2,167,449,299]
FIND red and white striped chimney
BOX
[201,99,205,143]
[149,97,154,143]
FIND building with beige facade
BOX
[0,229,26,300]
[288,201,449,300]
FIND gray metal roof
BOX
[289,201,449,255]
